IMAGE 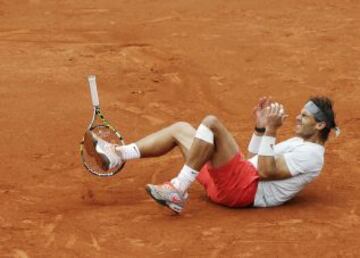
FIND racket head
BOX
[80,124,126,177]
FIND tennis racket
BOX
[80,75,126,176]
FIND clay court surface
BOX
[1,0,360,257]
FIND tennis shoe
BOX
[84,130,123,170]
[145,182,188,214]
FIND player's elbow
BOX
[257,168,277,180]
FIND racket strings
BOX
[81,125,125,176]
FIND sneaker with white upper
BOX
[145,182,188,214]
[84,130,123,170]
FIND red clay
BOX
[1,0,359,257]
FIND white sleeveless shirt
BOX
[248,137,325,207]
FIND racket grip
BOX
[87,75,100,106]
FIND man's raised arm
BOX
[247,97,271,159]
[256,102,292,180]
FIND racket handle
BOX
[87,75,100,106]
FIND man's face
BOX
[295,108,319,138]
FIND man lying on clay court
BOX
[85,96,339,213]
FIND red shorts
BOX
[197,153,259,208]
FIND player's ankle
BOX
[171,165,199,193]
[115,143,141,161]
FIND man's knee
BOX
[172,121,195,134]
[201,115,220,130]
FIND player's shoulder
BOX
[282,138,325,171]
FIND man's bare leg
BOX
[146,115,241,213]
[114,122,196,163]
[170,115,240,190]
[116,116,238,168]
[135,122,195,160]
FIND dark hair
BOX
[309,96,337,142]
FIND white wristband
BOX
[258,136,276,156]
[248,133,262,153]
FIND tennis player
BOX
[87,96,339,213]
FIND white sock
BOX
[115,143,141,160]
[171,165,199,193]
